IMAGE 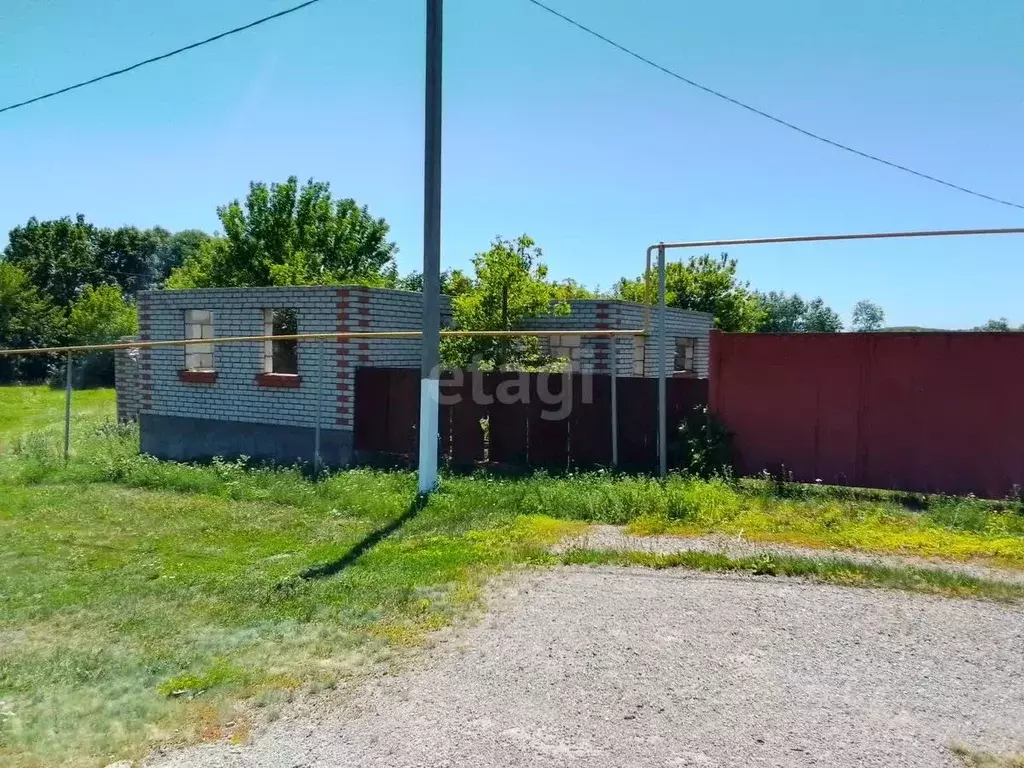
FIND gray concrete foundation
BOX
[140,413,353,467]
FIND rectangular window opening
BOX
[673,337,696,374]
[184,310,215,371]
[263,309,298,375]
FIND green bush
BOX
[669,405,734,478]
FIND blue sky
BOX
[1,0,1021,328]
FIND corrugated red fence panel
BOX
[353,368,390,452]
[709,331,1024,498]
[354,368,707,472]
[527,375,571,468]
[444,373,486,467]
[569,374,612,469]
[488,373,530,466]
[385,369,419,455]
[616,377,657,468]
[612,377,708,470]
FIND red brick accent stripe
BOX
[177,370,217,384]
[255,373,301,388]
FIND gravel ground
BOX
[560,525,1024,585]
[148,567,1024,768]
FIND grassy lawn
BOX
[1,385,1023,767]
[0,386,113,449]
[625,481,1024,568]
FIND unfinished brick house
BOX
[116,286,712,466]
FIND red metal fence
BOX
[709,330,1024,498]
[354,368,708,471]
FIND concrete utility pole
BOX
[657,243,667,479]
[417,0,443,494]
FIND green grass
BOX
[0,385,113,448]
[1,385,1023,766]
[558,548,1024,602]
[0,473,583,767]
[624,477,1024,569]
[952,744,1024,767]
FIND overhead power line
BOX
[2,0,1018,212]
[523,0,1024,212]
[0,0,324,116]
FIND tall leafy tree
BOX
[804,298,845,333]
[3,216,184,303]
[614,253,764,332]
[851,299,886,331]
[93,225,172,296]
[166,176,398,288]
[441,235,569,369]
[756,291,843,332]
[754,292,804,332]
[0,263,64,383]
[152,229,212,281]
[3,215,101,307]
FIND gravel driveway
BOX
[149,568,1024,768]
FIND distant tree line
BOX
[1,217,205,384]
[2,174,1016,384]
[0,176,400,385]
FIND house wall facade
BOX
[120,287,710,466]
[133,286,452,466]
[114,337,141,423]
[529,300,713,378]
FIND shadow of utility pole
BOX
[298,493,430,581]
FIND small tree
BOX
[441,235,568,369]
[851,299,885,331]
[66,285,138,387]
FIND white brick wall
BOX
[138,287,348,430]
[614,303,714,377]
[334,287,451,429]
[125,288,709,437]
[137,287,454,433]
[114,337,141,421]
[527,300,713,377]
